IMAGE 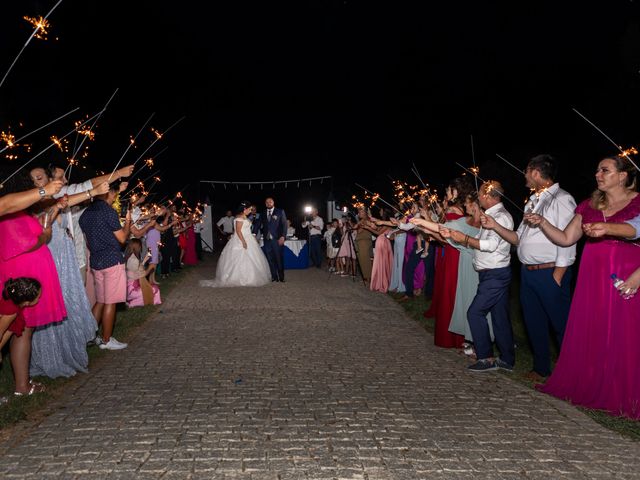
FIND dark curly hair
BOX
[2,278,41,305]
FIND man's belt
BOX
[524,262,555,271]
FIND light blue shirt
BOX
[626,214,640,240]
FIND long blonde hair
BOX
[590,156,638,210]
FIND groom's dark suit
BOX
[258,207,287,281]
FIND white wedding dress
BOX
[200,217,271,287]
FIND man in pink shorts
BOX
[79,183,132,350]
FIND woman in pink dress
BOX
[526,156,640,418]
[367,210,394,293]
[0,175,67,395]
[336,218,357,276]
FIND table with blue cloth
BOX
[284,239,308,269]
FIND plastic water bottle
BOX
[611,273,624,289]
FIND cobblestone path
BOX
[0,259,639,479]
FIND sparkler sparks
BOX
[50,135,68,152]
[75,124,95,141]
[0,0,64,89]
[618,146,638,158]
[1,131,16,149]
[151,128,163,140]
[23,16,52,40]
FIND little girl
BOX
[125,239,162,307]
[0,278,42,357]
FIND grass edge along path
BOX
[388,289,640,442]
[0,265,190,433]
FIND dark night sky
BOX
[2,0,640,219]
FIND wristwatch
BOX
[38,187,46,199]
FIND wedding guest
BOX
[302,207,324,268]
[0,170,67,395]
[383,213,406,293]
[79,182,131,350]
[440,180,515,372]
[481,154,576,381]
[30,163,134,282]
[368,211,393,293]
[411,191,493,355]
[125,239,161,307]
[193,217,204,260]
[355,208,374,285]
[216,210,235,243]
[0,278,42,360]
[336,217,357,276]
[525,155,640,419]
[29,182,109,378]
[324,219,340,272]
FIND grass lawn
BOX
[390,275,640,442]
[0,266,188,431]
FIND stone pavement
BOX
[0,258,639,479]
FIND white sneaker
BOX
[99,337,128,350]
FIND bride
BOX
[200,201,272,287]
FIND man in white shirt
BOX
[441,180,515,372]
[302,207,324,268]
[216,210,235,243]
[480,155,576,381]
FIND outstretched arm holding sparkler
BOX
[524,212,583,247]
[479,213,519,246]
[0,180,63,217]
[86,165,134,188]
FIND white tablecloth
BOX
[285,239,306,257]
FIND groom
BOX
[258,197,287,282]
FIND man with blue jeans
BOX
[441,180,515,372]
[481,155,576,382]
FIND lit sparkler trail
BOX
[470,135,479,195]
[455,162,524,213]
[107,112,156,182]
[128,146,167,181]
[66,89,119,181]
[0,0,64,89]
[0,110,102,188]
[0,107,79,155]
[495,153,525,175]
[130,116,186,169]
[572,108,640,173]
[354,183,402,214]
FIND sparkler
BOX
[66,89,119,181]
[572,108,640,173]
[0,0,64,89]
[495,153,525,175]
[0,110,102,188]
[354,183,402,214]
[470,135,479,195]
[130,116,186,169]
[107,112,156,182]
[0,107,79,155]
[23,16,51,40]
[128,146,167,181]
[455,162,524,213]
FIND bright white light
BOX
[304,205,313,214]
[342,206,347,212]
